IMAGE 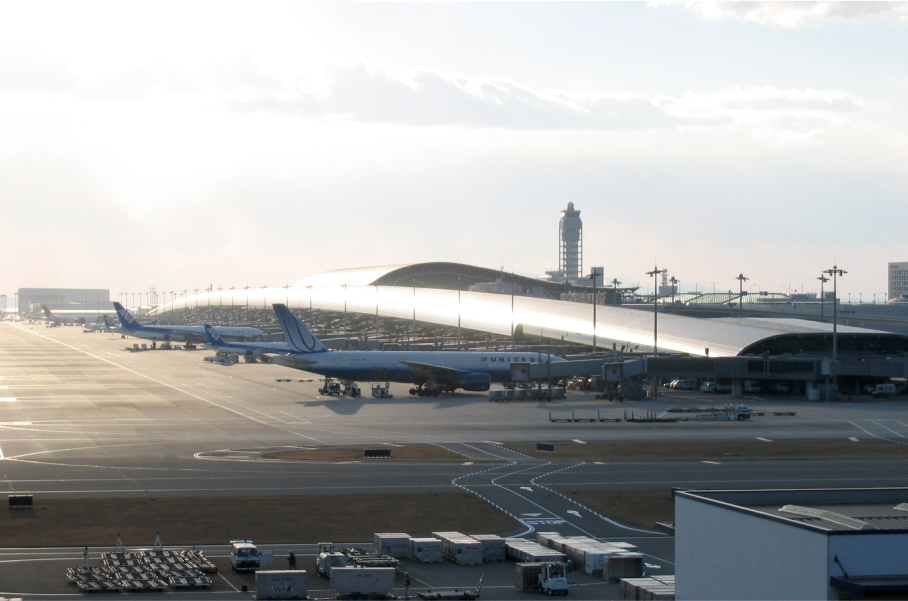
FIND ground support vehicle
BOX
[320,379,342,396]
[316,543,350,577]
[371,383,394,398]
[538,562,569,596]
[230,540,273,572]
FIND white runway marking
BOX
[756,437,772,442]
[702,460,720,465]
[572,439,587,444]
[849,437,859,442]
[0,444,4,459]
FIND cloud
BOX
[230,65,865,140]
[0,47,80,92]
[652,1,908,28]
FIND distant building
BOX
[890,261,908,300]
[17,288,110,315]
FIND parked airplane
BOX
[111,302,265,347]
[79,317,111,332]
[40,306,81,326]
[270,303,565,396]
[202,323,294,362]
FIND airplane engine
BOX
[461,372,492,392]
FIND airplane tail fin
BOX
[203,324,229,347]
[42,305,53,318]
[273,304,327,353]
[79,317,86,326]
[112,302,141,330]
[103,315,114,328]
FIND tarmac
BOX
[2,321,908,599]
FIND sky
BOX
[2,1,907,304]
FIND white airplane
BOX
[80,316,112,332]
[39,305,82,326]
[270,303,566,396]
[202,323,295,362]
[111,302,265,347]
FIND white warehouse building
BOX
[675,488,908,600]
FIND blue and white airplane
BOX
[111,302,265,347]
[270,303,566,396]
[203,323,295,362]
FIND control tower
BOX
[559,202,583,281]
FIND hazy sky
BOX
[2,1,907,303]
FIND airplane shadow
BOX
[294,393,493,415]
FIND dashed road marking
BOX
[572,439,587,444]
[849,437,859,442]
[463,462,474,465]
[756,437,772,442]
[702,460,721,465]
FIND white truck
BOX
[316,543,349,578]
[538,562,569,596]
[230,540,273,573]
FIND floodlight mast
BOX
[817,274,829,321]
[736,273,749,317]
[824,266,847,362]
[645,266,665,356]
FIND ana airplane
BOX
[270,303,566,396]
[111,302,265,347]
[202,323,295,362]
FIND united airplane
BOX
[111,302,265,346]
[270,303,566,396]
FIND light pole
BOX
[645,266,665,356]
[817,275,829,321]
[588,269,600,354]
[736,273,749,317]
[824,266,846,362]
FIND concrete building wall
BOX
[890,262,908,299]
[676,497,829,600]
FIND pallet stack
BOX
[619,575,675,600]
[469,534,506,562]
[504,539,566,563]
[515,562,545,592]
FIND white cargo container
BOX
[373,533,411,558]
[409,538,443,563]
[330,567,396,597]
[470,534,506,562]
[443,537,483,566]
[255,570,307,600]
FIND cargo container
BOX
[330,567,396,597]
[603,553,643,583]
[373,533,411,559]
[470,534,506,562]
[409,538,443,563]
[255,570,307,600]
[515,562,544,592]
[442,537,483,566]
[505,539,566,563]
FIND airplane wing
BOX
[398,360,473,378]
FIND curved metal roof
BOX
[293,262,627,298]
[154,284,908,358]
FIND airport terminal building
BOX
[152,262,908,398]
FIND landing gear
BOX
[408,384,451,397]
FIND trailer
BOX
[255,570,308,600]
[330,566,396,598]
